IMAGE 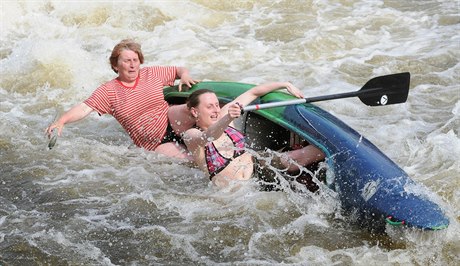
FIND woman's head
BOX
[186,89,215,109]
[109,39,144,74]
[187,89,220,127]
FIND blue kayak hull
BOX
[283,104,449,230]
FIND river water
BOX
[0,0,459,265]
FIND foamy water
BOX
[1,0,459,265]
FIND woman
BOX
[46,39,198,159]
[183,82,326,187]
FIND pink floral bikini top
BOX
[204,126,246,179]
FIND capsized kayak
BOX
[163,79,449,231]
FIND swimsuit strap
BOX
[204,126,246,179]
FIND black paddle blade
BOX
[359,72,410,106]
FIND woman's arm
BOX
[220,82,303,115]
[184,112,234,149]
[183,102,241,151]
[46,102,94,137]
[205,81,303,139]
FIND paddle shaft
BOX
[243,88,379,112]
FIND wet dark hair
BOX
[186,89,215,109]
[109,39,144,73]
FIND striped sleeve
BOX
[83,84,113,115]
[147,66,178,87]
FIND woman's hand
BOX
[179,73,199,91]
[178,70,199,91]
[284,82,304,98]
[228,102,242,119]
[46,121,64,138]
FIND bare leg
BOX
[280,145,325,172]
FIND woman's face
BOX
[192,92,221,129]
[115,49,140,83]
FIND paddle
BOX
[243,72,410,112]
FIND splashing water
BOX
[1,0,459,265]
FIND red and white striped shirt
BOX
[84,66,177,151]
